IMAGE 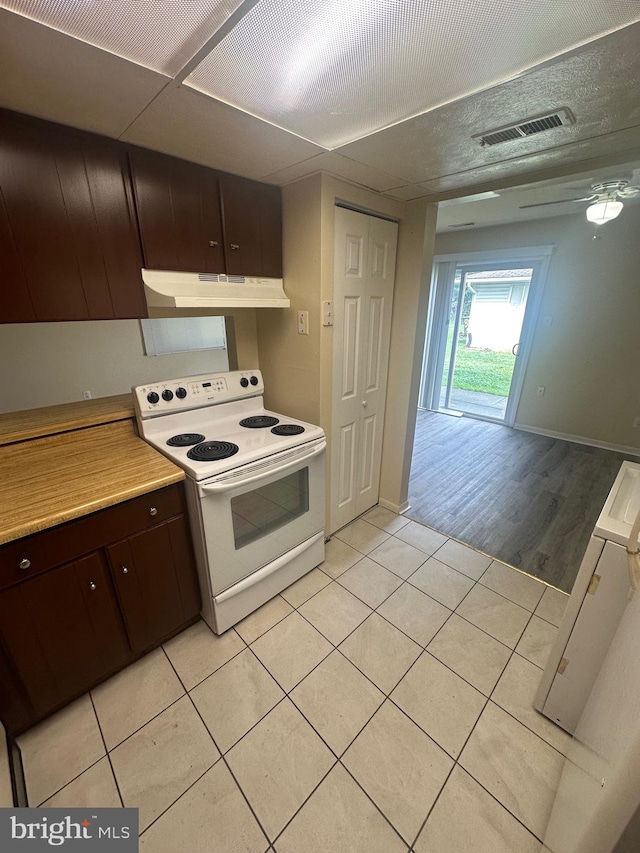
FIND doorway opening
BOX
[419,250,549,426]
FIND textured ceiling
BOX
[0,3,639,213]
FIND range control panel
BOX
[133,370,264,417]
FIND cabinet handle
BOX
[89,581,97,591]
[149,506,158,517]
[121,566,129,574]
[19,558,31,571]
[208,240,218,248]
[230,243,240,251]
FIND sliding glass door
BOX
[420,249,551,426]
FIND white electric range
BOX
[133,370,326,633]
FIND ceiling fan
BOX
[519,177,640,224]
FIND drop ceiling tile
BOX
[0,10,168,137]
[121,84,324,180]
[2,0,245,76]
[339,22,640,185]
[185,0,640,149]
[265,153,406,193]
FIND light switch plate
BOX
[297,310,309,335]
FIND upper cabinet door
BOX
[0,112,145,322]
[219,174,283,277]
[129,148,224,273]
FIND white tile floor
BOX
[17,508,571,852]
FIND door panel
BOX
[365,295,384,391]
[341,296,361,399]
[360,414,377,493]
[331,207,398,531]
[345,233,364,276]
[338,422,357,508]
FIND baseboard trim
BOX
[513,423,640,457]
[378,498,410,515]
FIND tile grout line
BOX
[89,693,125,810]
[148,646,274,848]
[327,525,564,843]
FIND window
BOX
[140,317,226,356]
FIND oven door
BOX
[196,438,326,595]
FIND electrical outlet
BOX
[536,386,545,397]
[82,390,92,400]
[297,310,309,335]
[633,417,640,429]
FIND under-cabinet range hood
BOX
[142,269,290,309]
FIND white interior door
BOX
[330,206,398,533]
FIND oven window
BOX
[231,467,309,549]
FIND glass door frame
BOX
[419,244,554,427]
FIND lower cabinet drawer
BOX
[0,484,185,591]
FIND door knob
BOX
[121,566,129,574]
[89,581,97,591]
[19,558,31,570]
[149,506,158,516]
[208,240,218,248]
[362,400,367,407]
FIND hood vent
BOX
[473,108,575,147]
[142,269,290,309]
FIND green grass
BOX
[443,340,515,397]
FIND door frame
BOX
[419,244,553,427]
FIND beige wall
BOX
[379,199,438,512]
[0,319,229,412]
[435,206,640,451]
[258,173,437,526]
[256,174,324,424]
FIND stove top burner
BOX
[240,415,280,429]
[271,424,305,436]
[187,441,240,462]
[166,433,206,447]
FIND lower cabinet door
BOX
[0,552,130,717]
[107,516,201,653]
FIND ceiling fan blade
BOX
[519,196,593,209]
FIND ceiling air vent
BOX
[473,108,575,147]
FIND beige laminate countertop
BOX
[0,419,184,545]
[0,394,135,446]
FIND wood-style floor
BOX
[407,411,637,592]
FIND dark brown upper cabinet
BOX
[0,110,146,323]
[129,147,224,274]
[219,174,283,277]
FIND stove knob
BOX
[240,377,249,388]
[250,375,259,386]
[176,387,187,399]
[147,391,159,404]
[162,389,174,402]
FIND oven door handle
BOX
[200,439,326,494]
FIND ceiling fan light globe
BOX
[586,200,623,224]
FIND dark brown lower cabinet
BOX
[0,553,130,716]
[0,484,201,735]
[108,517,201,654]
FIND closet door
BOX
[330,207,398,532]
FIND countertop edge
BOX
[0,394,136,446]
[0,469,185,546]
